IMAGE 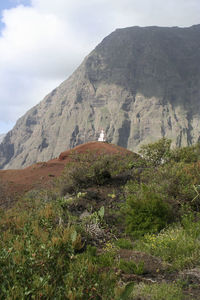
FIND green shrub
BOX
[135,213,200,270]
[125,183,173,237]
[91,161,111,185]
[139,138,171,166]
[59,150,144,194]
[68,164,91,187]
[59,154,112,191]
[138,161,200,213]
[0,196,118,299]
[137,140,200,212]
[115,238,133,249]
[170,143,200,163]
[130,282,183,300]
[119,259,144,275]
[65,254,117,299]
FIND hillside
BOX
[1,25,200,169]
[0,141,133,205]
[1,139,200,299]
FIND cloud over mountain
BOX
[0,0,200,133]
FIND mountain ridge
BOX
[1,24,200,169]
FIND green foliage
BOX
[119,259,144,275]
[132,161,200,218]
[139,138,172,166]
[91,207,105,225]
[59,154,112,192]
[96,251,116,268]
[86,245,97,257]
[137,140,200,211]
[130,282,183,300]
[4,140,200,298]
[59,150,144,194]
[0,197,118,299]
[170,143,200,163]
[91,160,111,185]
[125,183,173,237]
[135,212,200,270]
[65,253,116,299]
[117,282,135,300]
[115,238,133,249]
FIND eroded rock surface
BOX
[0,134,5,144]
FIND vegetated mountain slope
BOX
[1,25,200,169]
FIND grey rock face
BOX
[0,134,5,144]
[1,25,200,169]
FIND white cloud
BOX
[0,5,91,76]
[0,3,95,133]
[0,0,200,133]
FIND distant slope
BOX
[1,25,200,169]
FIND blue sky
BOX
[0,1,15,32]
[0,0,15,11]
[0,0,30,27]
[0,0,200,135]
[0,0,30,10]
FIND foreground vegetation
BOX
[1,139,200,299]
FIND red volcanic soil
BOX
[58,141,132,160]
[0,142,132,201]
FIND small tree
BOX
[125,183,172,237]
[139,138,171,166]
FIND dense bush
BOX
[139,162,200,212]
[139,138,171,166]
[170,143,200,163]
[59,153,112,193]
[59,150,143,194]
[0,197,119,299]
[135,212,200,270]
[125,183,173,237]
[64,251,117,299]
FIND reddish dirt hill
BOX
[58,141,132,160]
[0,142,132,203]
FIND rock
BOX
[0,134,5,144]
[1,25,200,169]
[178,268,200,284]
[80,210,91,219]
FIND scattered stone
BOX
[80,210,91,219]
[178,268,200,285]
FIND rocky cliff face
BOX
[1,25,200,169]
[0,134,5,144]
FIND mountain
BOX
[0,134,5,144]
[1,24,200,169]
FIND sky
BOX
[0,0,200,134]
